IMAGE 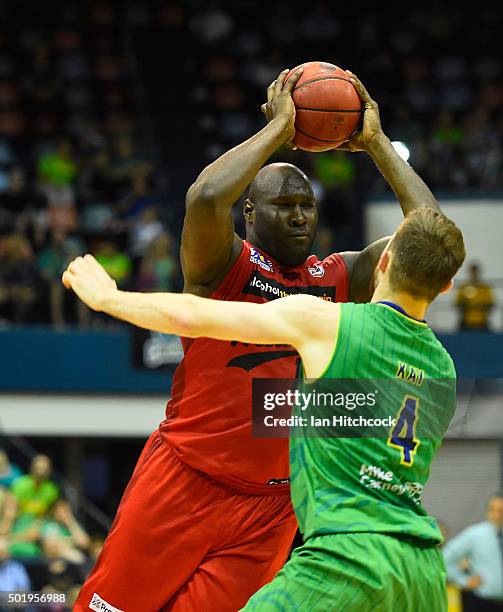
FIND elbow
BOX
[186,181,218,210]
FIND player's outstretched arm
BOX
[182,68,303,295]
[62,254,337,379]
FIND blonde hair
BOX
[389,208,466,300]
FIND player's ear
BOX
[438,279,454,295]
[378,249,390,273]
[243,199,255,223]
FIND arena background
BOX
[0,1,501,609]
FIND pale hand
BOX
[62,254,117,312]
[335,70,384,153]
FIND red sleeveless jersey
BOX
[159,240,349,494]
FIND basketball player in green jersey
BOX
[63,207,465,610]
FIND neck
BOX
[371,285,429,321]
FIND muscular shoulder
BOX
[183,234,244,297]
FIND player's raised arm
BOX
[181,68,303,295]
[339,71,440,215]
[336,70,441,302]
[62,254,337,379]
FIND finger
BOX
[267,81,276,107]
[84,253,102,271]
[284,141,297,151]
[274,69,289,97]
[72,256,86,269]
[267,78,277,106]
[67,261,79,274]
[283,67,303,94]
[261,102,273,122]
[68,256,85,274]
[62,270,73,290]
[84,254,113,283]
[345,70,373,105]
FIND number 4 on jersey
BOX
[387,396,420,467]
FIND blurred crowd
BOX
[0,449,104,610]
[176,1,503,191]
[0,1,181,327]
[0,1,502,327]
[0,150,178,327]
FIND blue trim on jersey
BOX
[376,301,427,324]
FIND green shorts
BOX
[241,532,447,612]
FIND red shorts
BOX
[74,430,297,612]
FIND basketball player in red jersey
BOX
[74,70,440,612]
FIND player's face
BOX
[488,497,503,527]
[250,187,318,266]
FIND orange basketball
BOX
[286,61,362,152]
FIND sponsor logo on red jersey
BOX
[90,593,124,612]
[308,262,325,278]
[244,272,336,302]
[250,247,274,272]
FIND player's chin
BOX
[282,236,313,265]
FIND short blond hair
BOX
[388,209,466,300]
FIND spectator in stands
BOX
[40,534,84,596]
[37,140,78,235]
[116,167,157,222]
[94,239,132,290]
[455,262,495,331]
[129,205,165,261]
[0,450,23,488]
[0,537,31,592]
[78,148,118,206]
[6,508,43,560]
[37,140,77,189]
[41,499,90,565]
[443,492,503,611]
[108,135,152,196]
[0,166,46,234]
[11,455,59,518]
[0,484,17,537]
[37,229,86,328]
[0,231,38,323]
[135,232,177,292]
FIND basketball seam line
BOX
[296,107,362,113]
[293,76,352,91]
[295,126,346,144]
